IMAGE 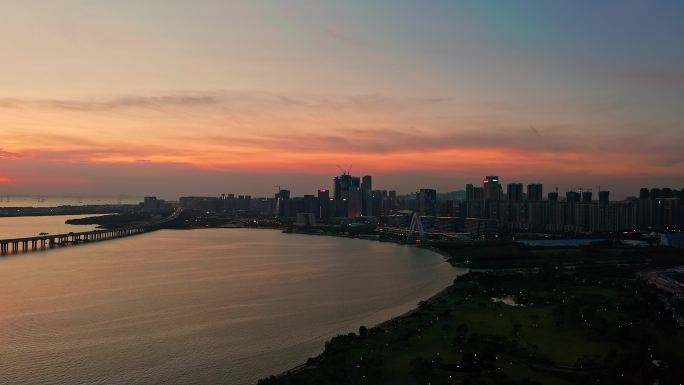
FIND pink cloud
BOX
[0,91,681,198]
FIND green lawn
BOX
[260,244,684,385]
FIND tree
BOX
[512,322,522,336]
[410,356,432,377]
[530,314,540,328]
[456,323,470,335]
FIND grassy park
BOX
[259,242,684,385]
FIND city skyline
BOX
[0,170,680,202]
[2,3,684,385]
[1,1,683,198]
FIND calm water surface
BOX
[0,228,458,384]
[0,215,102,239]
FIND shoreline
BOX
[273,282,459,379]
[1,216,462,383]
[269,231,462,381]
[223,227,467,379]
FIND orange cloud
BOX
[1,92,682,196]
[0,178,11,183]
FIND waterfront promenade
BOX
[0,208,182,255]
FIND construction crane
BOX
[336,164,353,175]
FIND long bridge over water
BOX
[0,208,182,255]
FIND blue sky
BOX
[0,1,682,197]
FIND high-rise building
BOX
[662,198,681,230]
[506,183,524,229]
[566,191,581,203]
[650,188,661,199]
[507,183,523,201]
[563,191,581,230]
[463,185,484,218]
[483,176,500,200]
[143,196,159,210]
[333,174,360,217]
[473,187,484,201]
[388,190,397,213]
[527,184,543,201]
[441,200,455,217]
[318,189,331,221]
[334,174,352,200]
[276,189,291,218]
[482,176,502,220]
[593,190,610,231]
[346,176,362,218]
[547,192,560,232]
[637,188,650,229]
[466,184,475,201]
[302,195,319,217]
[581,191,593,203]
[370,190,386,216]
[361,175,373,216]
[418,188,437,216]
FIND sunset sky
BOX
[1,1,683,199]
